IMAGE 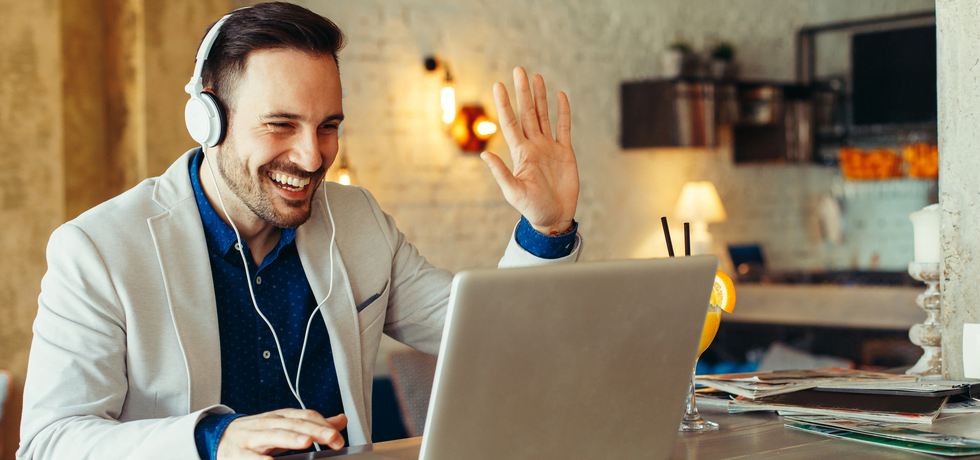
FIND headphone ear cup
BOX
[184,92,226,147]
[204,92,228,146]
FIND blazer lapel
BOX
[296,194,367,442]
[148,150,223,412]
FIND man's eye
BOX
[271,123,291,128]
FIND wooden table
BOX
[673,406,980,459]
[284,406,980,459]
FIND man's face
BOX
[215,48,343,228]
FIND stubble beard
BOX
[216,137,324,229]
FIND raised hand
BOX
[481,67,579,235]
[217,409,347,459]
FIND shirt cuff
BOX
[195,413,246,460]
[515,216,578,259]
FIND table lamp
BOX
[674,181,727,255]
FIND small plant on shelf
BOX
[709,42,736,80]
[710,42,735,61]
[670,40,692,54]
[664,40,696,78]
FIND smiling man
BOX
[18,3,580,460]
[201,47,346,263]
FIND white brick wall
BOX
[278,0,934,273]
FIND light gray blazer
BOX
[18,150,581,460]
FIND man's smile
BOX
[269,172,312,192]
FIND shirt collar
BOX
[189,149,297,259]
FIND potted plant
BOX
[663,40,694,78]
[710,42,736,80]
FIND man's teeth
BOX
[270,173,311,189]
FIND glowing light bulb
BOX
[338,168,351,186]
[476,121,497,136]
[441,86,455,124]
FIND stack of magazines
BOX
[695,368,980,455]
[785,415,980,456]
[695,368,980,424]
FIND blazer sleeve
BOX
[18,224,232,460]
[357,189,582,356]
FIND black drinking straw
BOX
[661,217,675,257]
[684,222,691,256]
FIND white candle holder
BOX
[906,262,942,379]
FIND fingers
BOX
[513,67,540,138]
[218,410,348,459]
[493,82,521,147]
[480,152,521,202]
[494,68,567,147]
[325,413,349,431]
[532,74,552,139]
[271,408,335,425]
[556,91,571,146]
[246,427,326,453]
[259,415,344,450]
[278,410,346,450]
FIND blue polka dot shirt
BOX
[190,150,343,459]
[189,149,577,459]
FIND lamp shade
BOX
[674,181,727,223]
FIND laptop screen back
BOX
[419,255,718,460]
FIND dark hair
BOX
[200,2,346,112]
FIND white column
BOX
[937,0,980,379]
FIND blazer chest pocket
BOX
[357,280,389,334]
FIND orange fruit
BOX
[710,271,736,313]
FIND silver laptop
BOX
[286,255,718,459]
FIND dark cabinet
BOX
[620,79,719,149]
[620,79,813,164]
[732,83,813,163]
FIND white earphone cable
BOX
[296,186,336,394]
[201,145,336,451]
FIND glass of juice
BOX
[678,304,722,432]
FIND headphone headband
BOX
[185,13,235,96]
[185,9,248,147]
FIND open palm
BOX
[481,67,579,235]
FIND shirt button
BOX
[256,276,262,285]
[234,243,242,251]
[263,350,271,359]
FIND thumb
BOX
[481,151,520,199]
[326,413,348,430]
[323,414,348,450]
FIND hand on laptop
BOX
[217,409,347,459]
[481,67,579,236]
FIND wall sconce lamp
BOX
[336,155,351,185]
[333,136,353,185]
[425,56,497,153]
[425,57,455,124]
[451,105,497,152]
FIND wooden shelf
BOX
[620,79,718,149]
[620,78,814,164]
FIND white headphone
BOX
[188,10,346,451]
[184,13,232,147]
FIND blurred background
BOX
[0,0,938,455]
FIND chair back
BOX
[386,349,438,437]
[0,370,11,454]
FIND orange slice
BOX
[710,271,736,313]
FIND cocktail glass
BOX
[679,304,722,432]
